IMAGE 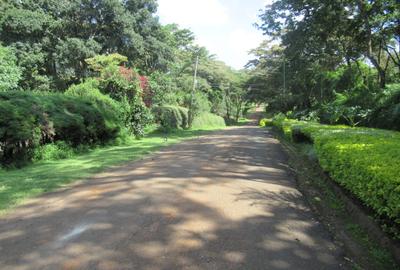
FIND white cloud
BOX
[195,29,263,69]
[157,0,267,69]
[228,29,263,56]
[157,0,229,27]
[220,29,264,69]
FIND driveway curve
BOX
[0,125,346,270]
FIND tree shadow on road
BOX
[0,126,346,270]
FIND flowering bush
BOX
[85,54,154,138]
[139,75,153,107]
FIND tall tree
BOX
[258,0,400,88]
[0,44,21,91]
[0,0,171,90]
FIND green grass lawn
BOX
[0,127,223,214]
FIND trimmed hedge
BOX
[0,91,120,166]
[259,118,273,127]
[192,112,226,129]
[152,105,189,130]
[269,117,400,229]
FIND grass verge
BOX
[0,126,223,214]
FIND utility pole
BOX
[283,56,286,108]
[283,56,286,95]
[192,55,199,95]
[188,55,199,128]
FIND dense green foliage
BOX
[0,1,248,123]
[368,84,400,130]
[0,91,120,166]
[65,79,123,117]
[259,118,273,127]
[0,44,21,91]
[247,1,399,130]
[32,141,76,162]
[266,117,400,233]
[152,106,226,131]
[191,112,226,129]
[152,105,189,130]
[0,0,167,90]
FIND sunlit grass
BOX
[0,126,223,214]
[237,117,252,125]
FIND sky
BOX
[157,0,271,70]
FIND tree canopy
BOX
[0,0,173,89]
[0,0,249,128]
[0,44,21,91]
[247,0,400,128]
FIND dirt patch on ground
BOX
[0,125,348,270]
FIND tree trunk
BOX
[357,0,386,88]
[368,56,387,88]
[235,100,242,123]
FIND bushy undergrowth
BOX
[32,141,76,161]
[0,91,120,166]
[152,105,189,130]
[66,78,152,139]
[259,118,273,127]
[191,112,226,129]
[264,116,400,236]
[65,79,124,118]
[284,84,400,131]
[368,84,400,131]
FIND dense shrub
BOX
[368,84,400,131]
[0,45,21,91]
[178,106,189,129]
[191,112,226,129]
[66,79,153,138]
[66,79,120,110]
[0,91,120,166]
[152,105,189,130]
[86,54,140,101]
[125,97,153,138]
[259,118,273,127]
[268,118,400,233]
[187,92,211,127]
[148,71,184,106]
[271,113,299,139]
[65,79,126,123]
[32,141,76,161]
[85,54,156,139]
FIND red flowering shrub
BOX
[119,66,136,82]
[139,75,153,107]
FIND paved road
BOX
[0,125,346,270]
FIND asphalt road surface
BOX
[0,125,347,270]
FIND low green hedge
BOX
[269,116,400,229]
[0,91,120,166]
[152,105,189,130]
[192,112,226,129]
[259,118,273,127]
